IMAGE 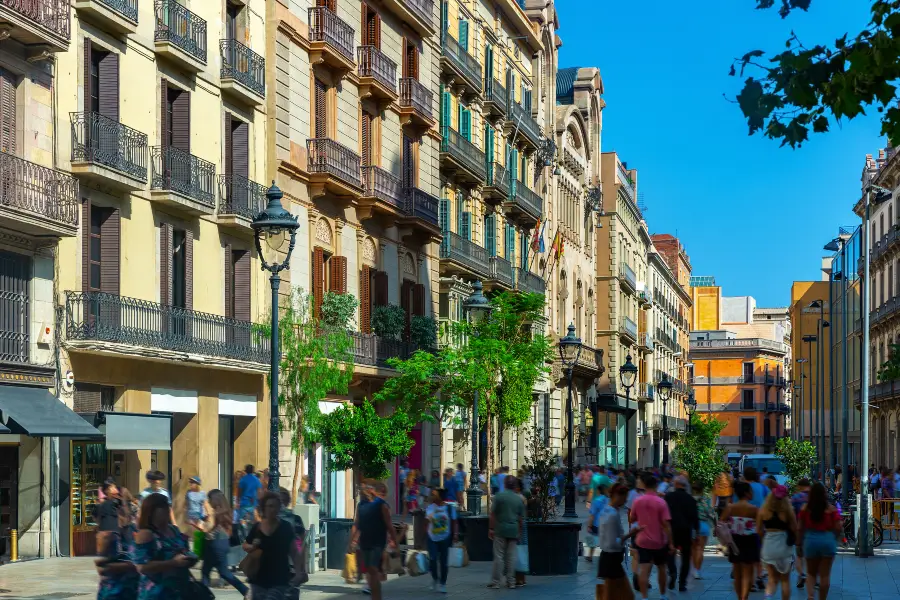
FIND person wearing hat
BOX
[185,476,210,555]
[138,470,175,525]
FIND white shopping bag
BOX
[516,544,529,573]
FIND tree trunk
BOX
[291,427,304,506]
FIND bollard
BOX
[10,528,17,562]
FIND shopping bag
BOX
[382,549,405,575]
[515,544,529,573]
[341,552,358,583]
[448,544,465,568]
[406,550,428,576]
[462,543,469,567]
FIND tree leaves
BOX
[775,438,817,487]
[671,414,729,491]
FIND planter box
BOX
[527,521,581,575]
[462,515,492,561]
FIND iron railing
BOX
[515,268,545,294]
[95,0,137,23]
[512,180,542,219]
[441,33,481,91]
[489,255,513,287]
[404,0,432,25]
[357,46,396,93]
[65,291,269,363]
[150,146,216,207]
[349,331,417,368]
[0,150,79,226]
[361,166,402,209]
[639,382,654,400]
[486,162,510,195]
[508,99,541,145]
[0,0,70,40]
[308,6,354,63]
[220,38,265,97]
[619,262,637,290]
[399,78,433,119]
[689,338,788,353]
[638,332,654,350]
[440,231,490,277]
[154,0,207,64]
[403,187,439,226]
[621,316,638,340]
[218,174,265,220]
[0,288,28,364]
[440,127,486,181]
[70,111,148,182]
[617,160,635,202]
[485,78,507,115]
[306,138,362,188]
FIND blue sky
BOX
[555,0,880,307]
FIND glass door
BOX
[71,442,108,556]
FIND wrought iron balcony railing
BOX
[515,268,545,295]
[489,255,513,287]
[399,77,433,119]
[485,78,507,114]
[508,99,541,145]
[65,291,269,363]
[154,0,207,64]
[511,180,542,219]
[95,0,137,23]
[306,138,362,188]
[619,262,637,290]
[441,33,481,91]
[357,45,396,93]
[220,38,265,97]
[440,127,486,181]
[218,174,265,220]
[70,111,148,182]
[403,186,439,226]
[308,6,354,63]
[486,162,510,195]
[349,331,418,368]
[362,165,402,209]
[150,145,216,207]
[441,231,490,277]
[0,150,79,225]
[617,160,635,202]
[0,0,70,40]
[638,332,654,350]
[621,315,638,340]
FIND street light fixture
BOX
[251,183,299,491]
[685,389,697,433]
[463,281,493,516]
[558,322,583,519]
[796,358,808,441]
[809,299,829,480]
[657,373,673,465]
[618,355,638,468]
[827,234,851,511]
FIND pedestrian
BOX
[242,491,305,600]
[277,487,309,586]
[96,481,139,600]
[664,476,698,592]
[133,493,195,600]
[629,472,675,600]
[443,467,461,505]
[721,481,760,600]
[455,463,467,509]
[399,460,410,513]
[487,475,525,590]
[742,466,770,591]
[403,469,419,516]
[596,483,643,600]
[138,471,175,525]
[238,465,262,528]
[184,476,210,556]
[352,481,397,600]
[657,473,673,495]
[790,478,811,588]
[625,473,650,592]
[553,468,566,507]
[426,487,457,593]
[429,469,442,492]
[201,489,249,596]
[691,481,715,580]
[798,482,841,600]
[514,479,529,588]
[584,481,609,563]
[758,484,796,600]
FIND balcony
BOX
[440,231,490,279]
[440,127,486,184]
[305,138,363,200]
[0,0,69,51]
[217,174,265,230]
[507,180,542,223]
[484,78,508,120]
[150,145,216,215]
[400,187,441,240]
[440,33,481,96]
[515,267,545,295]
[484,162,511,203]
[506,100,542,149]
[398,78,434,130]
[689,337,788,355]
[638,332,654,353]
[64,291,269,370]
[487,255,513,290]
[0,150,78,237]
[74,0,137,37]
[308,6,355,75]
[637,290,652,307]
[154,0,207,72]
[619,315,638,343]
[617,161,635,203]
[871,227,900,265]
[872,296,900,328]
[70,111,148,191]
[638,382,654,402]
[571,342,604,377]
[357,46,397,105]
[359,165,403,219]
[220,38,265,105]
[618,262,637,293]
[380,0,433,37]
[349,331,419,369]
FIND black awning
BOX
[0,385,103,437]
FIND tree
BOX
[671,414,729,491]
[775,437,818,487]
[316,399,415,480]
[733,1,900,147]
[523,425,559,522]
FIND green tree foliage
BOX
[316,400,415,480]
[320,291,357,330]
[523,425,558,522]
[877,343,900,383]
[372,305,406,340]
[671,414,729,491]
[409,315,438,349]
[775,437,818,486]
[733,1,900,147]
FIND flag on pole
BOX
[539,220,547,253]
[550,230,561,259]
[531,218,542,253]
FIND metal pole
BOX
[624,387,631,468]
[268,272,281,491]
[564,368,577,518]
[859,192,873,557]
[663,398,669,465]
[842,239,850,509]
[799,372,805,443]
[467,389,482,515]
[819,313,825,481]
[830,275,837,474]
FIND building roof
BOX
[689,276,716,287]
[556,67,579,104]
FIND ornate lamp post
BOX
[251,183,299,491]
[558,323,583,518]
[657,373,673,465]
[618,355,638,468]
[463,281,493,516]
[685,390,697,433]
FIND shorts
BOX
[597,551,626,579]
[637,546,669,566]
[803,530,837,559]
[728,534,761,564]
[360,546,385,572]
[698,522,711,537]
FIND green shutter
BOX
[439,197,449,232]
[461,108,471,141]
[458,20,468,51]
[485,213,496,256]
[461,211,471,240]
[505,223,516,266]
[456,191,463,233]
[510,148,518,194]
[441,2,448,39]
[441,88,451,131]
[485,45,493,84]
[520,231,528,269]
[485,123,494,163]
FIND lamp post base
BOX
[467,485,482,516]
[563,481,577,518]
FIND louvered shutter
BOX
[458,20,468,50]
[485,123,494,164]
[224,243,234,318]
[400,280,412,337]
[330,256,347,293]
[369,10,380,49]
[160,223,172,305]
[81,200,91,291]
[485,213,496,256]
[413,283,425,316]
[83,40,92,113]
[314,79,327,139]
[233,120,249,178]
[100,208,120,296]
[184,227,193,311]
[313,246,325,320]
[525,88,532,112]
[0,70,16,155]
[461,211,470,240]
[234,250,251,321]
[439,197,449,232]
[410,42,418,79]
[485,44,493,84]
[440,89,451,130]
[224,113,233,176]
[461,109,471,141]
[455,192,462,233]
[361,4,368,45]
[401,38,409,78]
[361,113,371,167]
[360,265,372,333]
[505,222,515,263]
[374,270,388,306]
[160,78,168,144]
[98,52,119,122]
[172,90,190,152]
[441,1,448,36]
[316,0,335,10]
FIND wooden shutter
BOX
[83,39,92,113]
[360,265,372,333]
[361,4,368,45]
[224,243,234,318]
[365,7,380,49]
[400,280,412,336]
[440,88,451,130]
[458,20,468,50]
[330,255,347,294]
[184,227,193,311]
[0,70,16,154]
[461,108,471,140]
[461,211,471,240]
[233,119,249,178]
[439,197,449,232]
[413,283,425,316]
[234,249,251,321]
[160,78,168,145]
[160,223,172,305]
[313,246,324,320]
[485,213,496,256]
[100,208,120,296]
[224,113,233,176]
[172,90,190,152]
[374,270,388,306]
[401,38,409,78]
[314,79,327,138]
[98,52,119,122]
[81,200,91,291]
[316,0,335,10]
[360,112,371,167]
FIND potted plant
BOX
[409,314,437,349]
[372,304,405,340]
[320,291,357,330]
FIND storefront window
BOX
[71,442,108,556]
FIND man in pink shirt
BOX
[629,473,675,600]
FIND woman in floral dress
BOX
[133,493,194,600]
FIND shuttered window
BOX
[0,250,30,364]
[458,19,468,50]
[160,224,192,309]
[484,123,494,164]
[485,44,493,82]
[400,280,412,336]
[316,0,336,10]
[485,213,496,256]
[312,246,325,320]
[233,249,250,321]
[460,108,471,141]
[362,4,380,48]
[314,79,327,138]
[360,265,372,333]
[172,229,186,309]
[160,223,171,305]
[161,82,190,152]
[461,211,471,240]
[505,222,515,265]
[98,51,119,122]
[439,197,449,233]
[455,191,463,234]
[404,39,418,79]
[440,88,451,130]
[231,117,249,178]
[374,271,389,307]
[402,134,415,189]
[73,383,115,414]
[441,1,448,35]
[224,243,234,318]
[361,112,372,167]
[330,256,347,294]
[0,69,15,154]
[82,202,120,295]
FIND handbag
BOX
[715,521,738,556]
[182,575,215,600]
[341,552,358,583]
[382,549,405,575]
[515,544,529,573]
[239,548,262,578]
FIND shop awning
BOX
[0,385,103,437]
[102,413,172,450]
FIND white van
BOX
[740,454,788,485]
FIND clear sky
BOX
[555,0,880,307]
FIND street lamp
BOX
[796,358,808,441]
[685,389,697,433]
[657,373,673,464]
[558,322,583,519]
[809,300,829,480]
[827,234,852,511]
[251,183,299,491]
[463,281,493,516]
[801,335,817,449]
[618,355,638,468]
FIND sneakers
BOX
[693,569,703,580]
[679,584,688,592]
[486,583,501,590]
[430,581,437,592]
[437,584,447,593]
[797,575,806,589]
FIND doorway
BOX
[0,446,17,560]
[218,416,234,501]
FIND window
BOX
[743,362,754,383]
[224,114,249,178]
[740,418,755,445]
[226,1,242,41]
[361,111,374,167]
[172,229,186,309]
[0,250,30,364]
[160,223,191,312]
[89,209,104,291]
[84,43,118,120]
[742,389,754,410]
[73,383,115,413]
[161,81,189,152]
[361,4,380,48]
[314,78,327,138]
[402,38,419,79]
[0,69,15,154]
